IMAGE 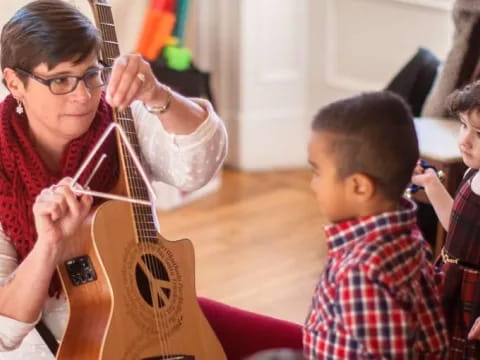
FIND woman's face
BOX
[15,52,103,145]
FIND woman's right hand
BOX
[411,160,438,188]
[33,178,93,252]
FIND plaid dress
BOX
[304,198,448,359]
[440,168,480,359]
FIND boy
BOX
[304,92,449,358]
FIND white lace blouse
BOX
[0,98,227,358]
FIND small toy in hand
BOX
[405,159,445,198]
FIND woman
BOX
[0,1,305,359]
[0,0,226,356]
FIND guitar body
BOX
[57,200,226,359]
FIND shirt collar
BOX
[324,197,418,256]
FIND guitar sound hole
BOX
[135,254,171,308]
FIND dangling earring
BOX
[15,99,23,115]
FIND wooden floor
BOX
[157,168,329,324]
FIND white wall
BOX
[311,0,455,113]
[193,0,455,170]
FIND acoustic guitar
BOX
[56,1,226,359]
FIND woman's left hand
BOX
[105,53,160,109]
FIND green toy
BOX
[164,45,192,71]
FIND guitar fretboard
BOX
[93,1,158,243]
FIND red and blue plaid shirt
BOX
[303,198,449,359]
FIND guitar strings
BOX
[97,2,170,355]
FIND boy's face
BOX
[459,111,480,169]
[308,131,354,223]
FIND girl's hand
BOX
[411,160,438,188]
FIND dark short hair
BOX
[1,0,101,83]
[312,91,418,202]
[446,80,480,117]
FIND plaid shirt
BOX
[303,198,449,359]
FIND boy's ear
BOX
[3,68,25,100]
[346,173,375,201]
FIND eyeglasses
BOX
[15,67,112,95]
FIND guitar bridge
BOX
[64,255,97,286]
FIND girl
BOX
[413,80,480,359]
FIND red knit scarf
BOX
[0,94,119,295]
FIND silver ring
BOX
[137,73,146,82]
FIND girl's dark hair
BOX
[312,91,419,202]
[1,0,102,82]
[447,80,480,117]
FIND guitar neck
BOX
[89,0,157,243]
